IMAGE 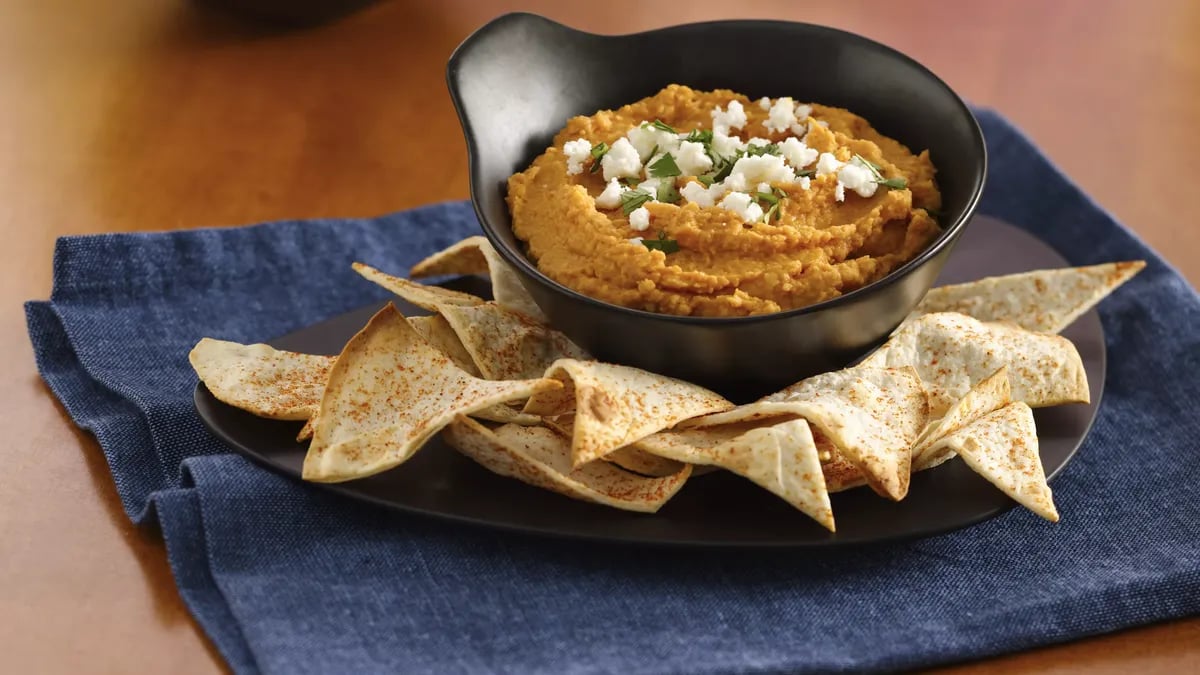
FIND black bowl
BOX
[447,13,986,397]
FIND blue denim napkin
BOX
[26,111,1200,674]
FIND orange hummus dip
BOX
[506,85,941,317]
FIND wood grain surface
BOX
[2,0,1197,672]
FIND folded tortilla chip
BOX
[303,304,561,482]
[912,366,1013,471]
[686,367,928,501]
[408,314,480,376]
[861,312,1088,416]
[437,302,591,381]
[410,236,547,322]
[353,262,486,311]
[634,418,834,531]
[908,261,1145,334]
[189,338,334,420]
[443,416,690,513]
[523,359,734,467]
[922,401,1059,522]
[602,447,687,478]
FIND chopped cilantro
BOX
[753,191,780,206]
[745,143,781,157]
[684,129,714,145]
[656,180,680,204]
[651,119,677,133]
[648,152,682,178]
[641,230,680,254]
[853,153,907,190]
[797,169,815,178]
[620,189,654,216]
[589,142,609,173]
[697,174,715,187]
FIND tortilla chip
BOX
[909,261,1145,334]
[861,312,1089,416]
[352,262,486,311]
[912,366,1013,471]
[297,418,316,442]
[922,402,1059,522]
[443,416,690,513]
[408,314,480,376]
[189,338,334,421]
[686,367,928,501]
[411,236,547,322]
[523,359,734,467]
[302,304,561,482]
[602,447,688,478]
[437,302,591,381]
[634,418,834,531]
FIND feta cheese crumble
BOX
[628,206,652,231]
[675,140,714,175]
[725,154,796,192]
[815,152,844,176]
[595,178,624,209]
[601,137,643,181]
[679,180,727,208]
[711,100,747,136]
[837,160,879,198]
[562,138,592,175]
[711,131,744,158]
[757,97,772,111]
[764,97,797,134]
[719,192,764,223]
[780,137,818,169]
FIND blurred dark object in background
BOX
[199,0,382,26]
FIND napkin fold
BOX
[26,111,1200,674]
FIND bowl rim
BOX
[447,12,988,326]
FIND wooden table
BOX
[3,0,1197,672]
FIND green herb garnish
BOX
[745,143,781,157]
[684,129,714,145]
[797,169,815,178]
[651,119,677,133]
[754,188,786,222]
[641,230,680,254]
[753,191,780,206]
[656,180,680,204]
[697,174,715,187]
[648,153,682,178]
[924,207,942,220]
[853,153,907,190]
[589,142,609,173]
[620,189,654,216]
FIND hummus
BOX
[506,85,941,317]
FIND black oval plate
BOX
[194,216,1104,547]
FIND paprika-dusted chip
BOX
[189,338,333,420]
[302,304,560,482]
[411,235,547,322]
[444,416,690,513]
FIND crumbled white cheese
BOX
[679,180,727,208]
[764,97,797,134]
[837,160,879,198]
[745,137,773,148]
[563,138,592,175]
[675,140,714,176]
[601,138,643,181]
[629,237,644,245]
[816,152,844,176]
[720,192,764,223]
[780,137,818,169]
[711,100,747,136]
[757,97,771,111]
[711,131,744,158]
[799,176,812,190]
[627,124,681,162]
[835,183,846,202]
[637,178,661,201]
[725,154,796,192]
[756,182,772,194]
[628,206,652,231]
[595,178,624,209]
[795,104,813,121]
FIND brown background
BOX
[2,0,1197,672]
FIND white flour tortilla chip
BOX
[297,418,316,442]
[408,314,480,376]
[411,236,547,322]
[523,359,734,467]
[189,338,334,421]
[443,416,690,513]
[908,261,1145,334]
[603,447,687,477]
[303,304,560,482]
[437,302,591,381]
[923,401,1059,522]
[912,366,1013,471]
[352,262,486,311]
[634,418,834,531]
[686,367,928,501]
[861,312,1089,416]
